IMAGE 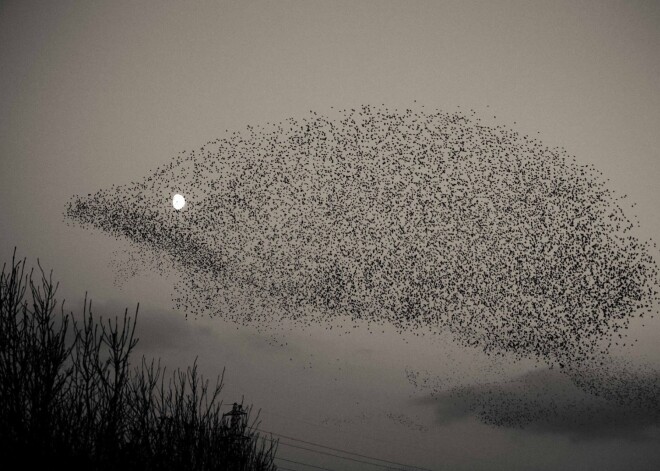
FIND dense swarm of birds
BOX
[429,363,660,438]
[65,105,660,373]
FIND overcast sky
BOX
[2,1,660,470]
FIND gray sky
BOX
[2,1,660,470]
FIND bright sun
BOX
[172,194,185,210]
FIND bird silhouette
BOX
[65,104,659,374]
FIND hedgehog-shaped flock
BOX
[66,104,660,369]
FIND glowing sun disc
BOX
[172,194,185,210]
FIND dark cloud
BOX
[132,305,214,353]
[64,297,214,354]
[427,368,660,441]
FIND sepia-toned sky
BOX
[2,1,660,470]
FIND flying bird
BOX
[65,105,660,369]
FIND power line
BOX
[227,403,436,470]
[256,405,437,457]
[213,407,433,471]
[255,425,422,471]
[258,427,434,471]
[275,456,338,471]
[263,435,427,471]
[274,439,395,469]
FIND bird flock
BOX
[66,104,659,375]
[423,359,660,437]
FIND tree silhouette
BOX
[0,249,278,470]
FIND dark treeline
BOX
[0,250,278,470]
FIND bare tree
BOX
[0,249,278,470]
